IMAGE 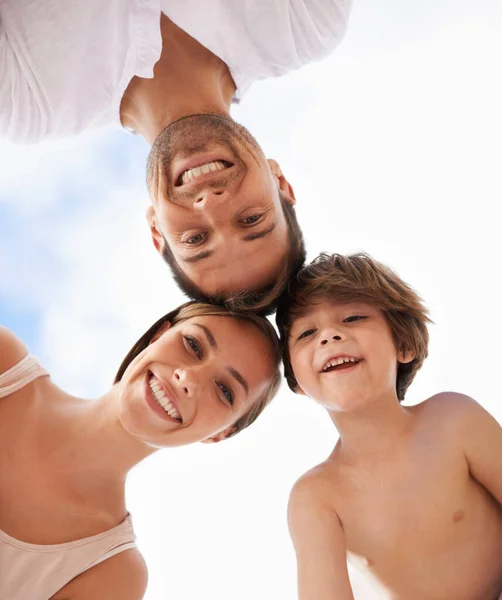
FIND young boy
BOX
[276,253,502,600]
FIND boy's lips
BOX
[319,354,362,373]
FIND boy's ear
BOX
[201,426,237,444]
[398,348,415,364]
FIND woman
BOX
[0,302,281,600]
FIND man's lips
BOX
[172,153,235,186]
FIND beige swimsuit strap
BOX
[0,354,49,399]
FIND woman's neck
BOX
[34,382,158,496]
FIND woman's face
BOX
[116,315,276,447]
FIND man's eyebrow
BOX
[194,324,217,348]
[181,250,214,264]
[241,222,277,242]
[227,367,249,397]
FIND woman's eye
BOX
[297,328,316,341]
[183,232,206,246]
[241,214,262,226]
[217,382,234,406]
[184,335,202,359]
[344,315,366,323]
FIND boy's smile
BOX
[289,300,412,411]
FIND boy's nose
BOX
[320,332,342,346]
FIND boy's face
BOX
[288,300,412,411]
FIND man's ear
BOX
[201,426,237,444]
[149,321,171,345]
[268,159,296,206]
[146,206,166,254]
[398,348,415,365]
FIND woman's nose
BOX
[320,331,342,346]
[173,368,195,396]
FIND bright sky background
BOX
[1,1,501,598]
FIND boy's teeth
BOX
[148,375,181,421]
[181,160,226,184]
[323,357,358,372]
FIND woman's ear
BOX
[398,348,415,364]
[149,321,171,345]
[201,426,237,444]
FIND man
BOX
[0,0,352,312]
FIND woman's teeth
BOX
[180,160,227,184]
[149,375,181,421]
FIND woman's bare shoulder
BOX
[0,326,29,375]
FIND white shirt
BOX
[0,0,352,144]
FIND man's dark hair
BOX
[161,192,305,316]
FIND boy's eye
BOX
[184,335,202,359]
[344,315,366,323]
[217,382,234,406]
[297,328,316,341]
[183,232,207,246]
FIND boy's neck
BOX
[329,391,414,463]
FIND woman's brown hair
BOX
[115,302,281,437]
[276,253,432,400]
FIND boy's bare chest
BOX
[332,442,502,598]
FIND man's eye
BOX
[297,328,316,341]
[183,232,206,246]
[344,315,366,323]
[217,382,234,406]
[241,214,262,226]
[184,335,202,359]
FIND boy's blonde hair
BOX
[115,302,281,437]
[276,253,431,400]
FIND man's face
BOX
[146,115,295,296]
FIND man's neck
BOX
[329,391,414,464]
[120,13,237,144]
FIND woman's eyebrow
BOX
[227,367,249,397]
[193,324,249,397]
[193,323,217,348]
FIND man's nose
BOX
[173,367,197,397]
[319,329,343,346]
[193,187,229,211]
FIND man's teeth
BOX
[149,376,181,421]
[322,357,359,372]
[181,160,227,184]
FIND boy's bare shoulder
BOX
[415,391,489,433]
[0,326,29,374]
[289,461,340,512]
